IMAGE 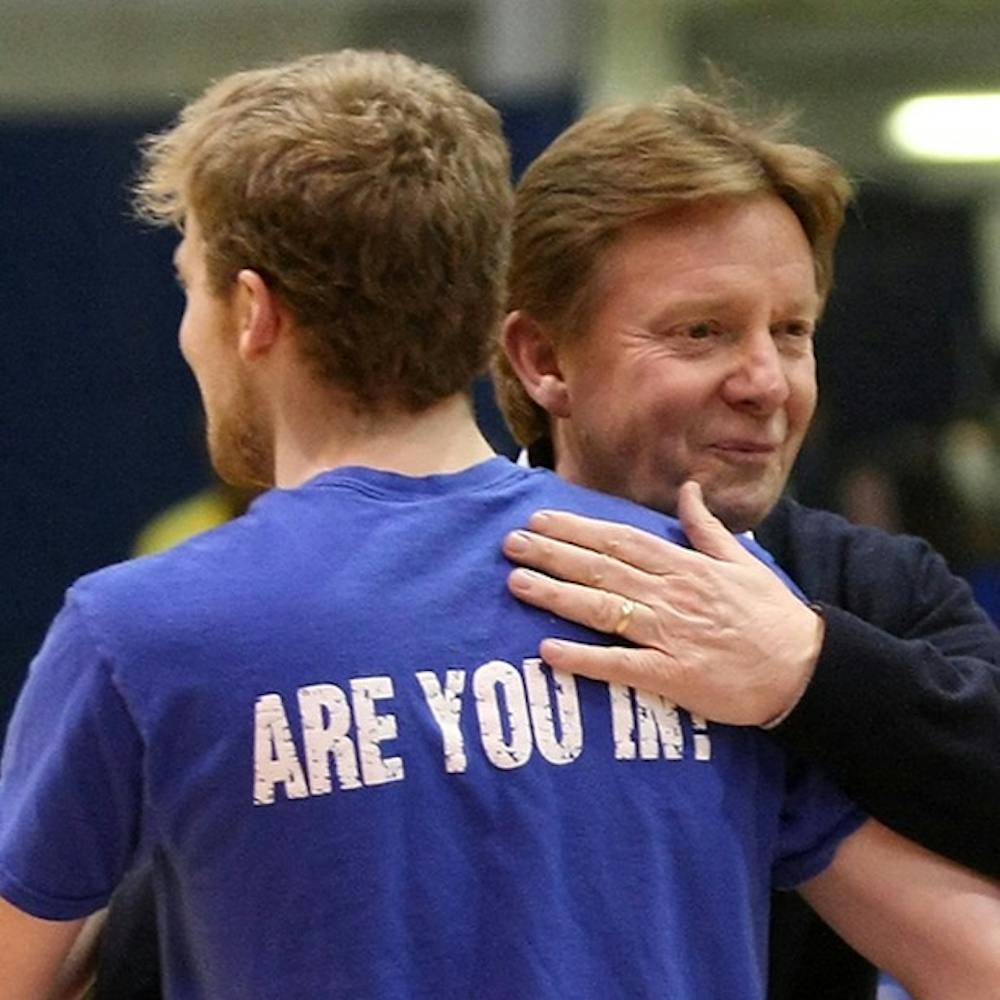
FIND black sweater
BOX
[758,497,1000,999]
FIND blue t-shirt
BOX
[0,458,863,999]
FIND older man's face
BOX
[551,195,820,532]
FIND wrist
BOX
[759,602,826,730]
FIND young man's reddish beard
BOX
[207,385,274,489]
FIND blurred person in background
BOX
[495,86,1000,1000]
[936,415,1000,621]
[833,417,1000,628]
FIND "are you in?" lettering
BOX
[253,658,712,806]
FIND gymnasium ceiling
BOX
[2,0,1000,199]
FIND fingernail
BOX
[541,638,566,660]
[505,530,531,555]
[508,568,539,593]
[531,510,553,527]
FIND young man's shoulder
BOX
[65,497,289,657]
[518,466,686,540]
[83,507,260,595]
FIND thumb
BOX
[677,480,751,563]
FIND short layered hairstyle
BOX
[493,86,854,447]
[135,50,512,412]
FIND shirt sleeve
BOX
[765,506,1000,878]
[0,591,144,919]
[771,755,868,890]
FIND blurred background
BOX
[5,0,1000,734]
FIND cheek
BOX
[563,364,615,429]
[177,306,196,366]
[612,388,692,475]
[787,369,818,434]
[634,372,710,440]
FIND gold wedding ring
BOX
[613,597,636,636]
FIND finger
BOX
[504,528,664,595]
[676,481,755,565]
[539,638,679,697]
[524,509,700,575]
[508,567,654,640]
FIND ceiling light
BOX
[885,93,1000,162]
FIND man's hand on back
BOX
[503,481,824,726]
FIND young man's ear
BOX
[501,310,571,418]
[233,269,283,361]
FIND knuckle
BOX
[620,647,647,675]
[620,525,648,553]
[619,647,670,693]
[535,536,555,561]
[587,552,614,587]
[596,591,622,632]
[605,526,641,561]
[614,524,668,571]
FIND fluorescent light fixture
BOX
[886,93,1000,162]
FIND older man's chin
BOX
[699,482,784,534]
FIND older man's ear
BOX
[501,311,572,419]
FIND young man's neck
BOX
[273,392,495,488]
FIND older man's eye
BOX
[776,321,814,338]
[685,322,717,340]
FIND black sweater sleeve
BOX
[757,497,1000,877]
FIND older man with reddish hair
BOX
[497,87,1000,998]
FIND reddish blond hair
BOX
[493,87,853,445]
[136,50,512,412]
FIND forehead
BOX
[594,195,819,309]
